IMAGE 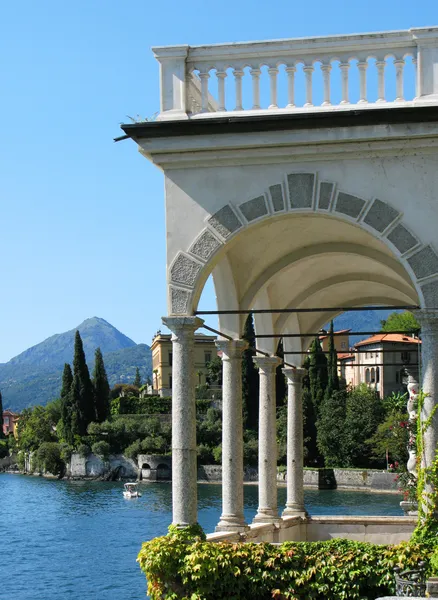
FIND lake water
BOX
[0,474,403,600]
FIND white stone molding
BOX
[253,355,282,524]
[215,339,249,532]
[282,367,307,517]
[161,316,204,526]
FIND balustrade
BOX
[152,27,438,120]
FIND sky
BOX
[0,0,436,362]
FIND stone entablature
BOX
[152,27,438,121]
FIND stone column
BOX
[253,356,282,523]
[282,368,307,517]
[162,316,203,526]
[405,366,419,479]
[215,339,249,532]
[416,309,438,511]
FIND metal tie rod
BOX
[195,305,419,315]
[284,349,420,355]
[256,330,420,338]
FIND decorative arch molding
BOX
[167,171,438,315]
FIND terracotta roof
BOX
[338,353,355,360]
[319,329,351,340]
[354,333,421,348]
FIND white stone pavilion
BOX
[121,27,438,543]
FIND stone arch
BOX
[167,172,438,319]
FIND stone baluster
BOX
[321,63,331,105]
[217,71,227,111]
[286,66,296,108]
[405,366,419,479]
[253,356,282,523]
[303,65,314,106]
[416,309,438,512]
[234,69,244,111]
[199,71,210,113]
[162,316,203,526]
[215,339,248,532]
[268,67,279,108]
[251,68,261,109]
[282,368,307,517]
[394,58,405,101]
[358,61,368,103]
[340,62,350,104]
[376,60,386,102]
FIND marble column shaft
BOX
[215,339,248,532]
[416,309,438,509]
[162,316,203,526]
[282,367,307,517]
[253,355,282,523]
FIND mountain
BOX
[0,318,152,412]
[332,309,398,346]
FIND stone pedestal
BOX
[253,356,282,524]
[215,339,249,532]
[282,368,307,517]
[162,316,203,526]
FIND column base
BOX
[215,515,249,533]
[282,505,308,519]
[253,509,282,524]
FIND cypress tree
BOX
[0,391,4,439]
[275,339,287,408]
[93,348,110,423]
[242,313,259,431]
[308,337,328,412]
[133,367,142,388]
[302,354,320,466]
[60,363,74,445]
[325,321,340,400]
[72,331,95,436]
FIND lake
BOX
[0,474,403,600]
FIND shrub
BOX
[91,441,111,459]
[138,528,431,600]
[35,442,65,477]
[77,443,91,458]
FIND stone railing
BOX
[152,27,438,121]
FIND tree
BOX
[36,442,66,478]
[71,331,95,437]
[93,348,110,423]
[317,389,348,467]
[343,384,385,467]
[0,391,4,440]
[275,339,287,408]
[206,356,222,386]
[381,311,420,333]
[325,321,339,400]
[308,337,328,412]
[60,364,74,445]
[242,313,259,431]
[133,367,142,388]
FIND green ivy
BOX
[138,528,430,600]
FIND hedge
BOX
[138,525,431,600]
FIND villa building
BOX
[319,328,351,353]
[151,331,217,396]
[2,410,19,437]
[339,333,421,398]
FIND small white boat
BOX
[123,482,141,499]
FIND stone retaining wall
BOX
[67,453,138,480]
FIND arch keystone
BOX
[287,173,316,209]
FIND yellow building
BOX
[151,332,217,396]
[319,328,351,354]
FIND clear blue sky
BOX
[1,0,436,362]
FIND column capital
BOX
[161,316,204,338]
[215,339,248,360]
[253,355,282,372]
[415,309,438,332]
[283,367,306,383]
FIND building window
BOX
[401,351,411,364]
[205,352,212,366]
[168,352,173,366]
[365,368,370,384]
[169,375,172,389]
[365,352,368,359]
[4,417,9,426]
[341,341,347,350]
[376,367,380,383]
[371,368,376,383]
[396,371,399,384]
